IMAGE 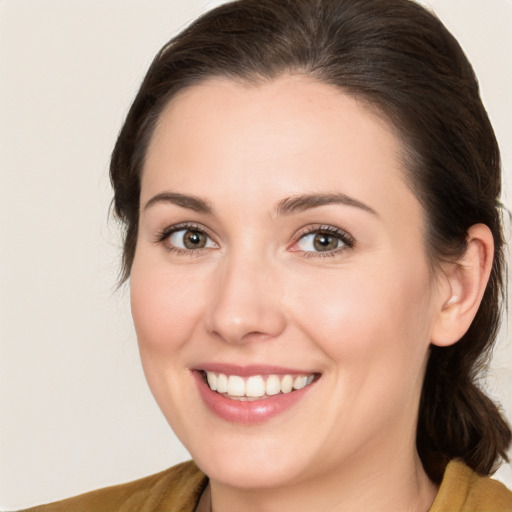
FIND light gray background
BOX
[1,0,511,509]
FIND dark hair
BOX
[110,0,511,481]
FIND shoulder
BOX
[14,460,207,512]
[430,459,512,511]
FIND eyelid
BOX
[155,222,218,253]
[155,221,200,241]
[153,222,354,257]
[290,224,355,256]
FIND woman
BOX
[17,0,512,510]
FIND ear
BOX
[430,224,494,347]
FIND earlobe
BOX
[431,224,494,347]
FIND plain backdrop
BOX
[1,0,511,509]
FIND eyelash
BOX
[155,222,217,257]
[292,224,355,258]
[154,223,355,258]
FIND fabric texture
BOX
[13,458,512,511]
[16,461,207,512]
[429,459,512,511]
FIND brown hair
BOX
[110,0,511,481]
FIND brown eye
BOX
[313,233,339,251]
[183,230,207,249]
[167,228,215,250]
[295,228,353,255]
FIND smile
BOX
[194,366,319,423]
[203,371,315,401]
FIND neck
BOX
[207,449,438,512]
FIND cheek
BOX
[129,256,211,431]
[130,258,209,356]
[289,262,434,368]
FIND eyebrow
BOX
[143,192,213,214]
[275,193,378,217]
[143,191,377,217]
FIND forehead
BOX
[141,75,421,227]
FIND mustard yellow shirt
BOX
[14,459,512,512]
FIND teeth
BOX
[204,371,316,399]
[227,375,245,397]
[217,373,228,393]
[206,372,217,391]
[246,375,265,397]
[266,375,281,396]
[280,374,293,393]
[293,375,308,390]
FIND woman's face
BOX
[131,75,443,489]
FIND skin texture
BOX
[130,75,493,511]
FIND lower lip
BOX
[193,371,316,424]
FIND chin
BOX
[198,453,304,489]
[186,430,311,489]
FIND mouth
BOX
[193,366,320,423]
[200,370,317,401]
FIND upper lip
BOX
[194,363,318,377]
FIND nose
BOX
[204,252,287,345]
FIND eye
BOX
[297,232,341,252]
[293,226,354,256]
[162,226,217,251]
